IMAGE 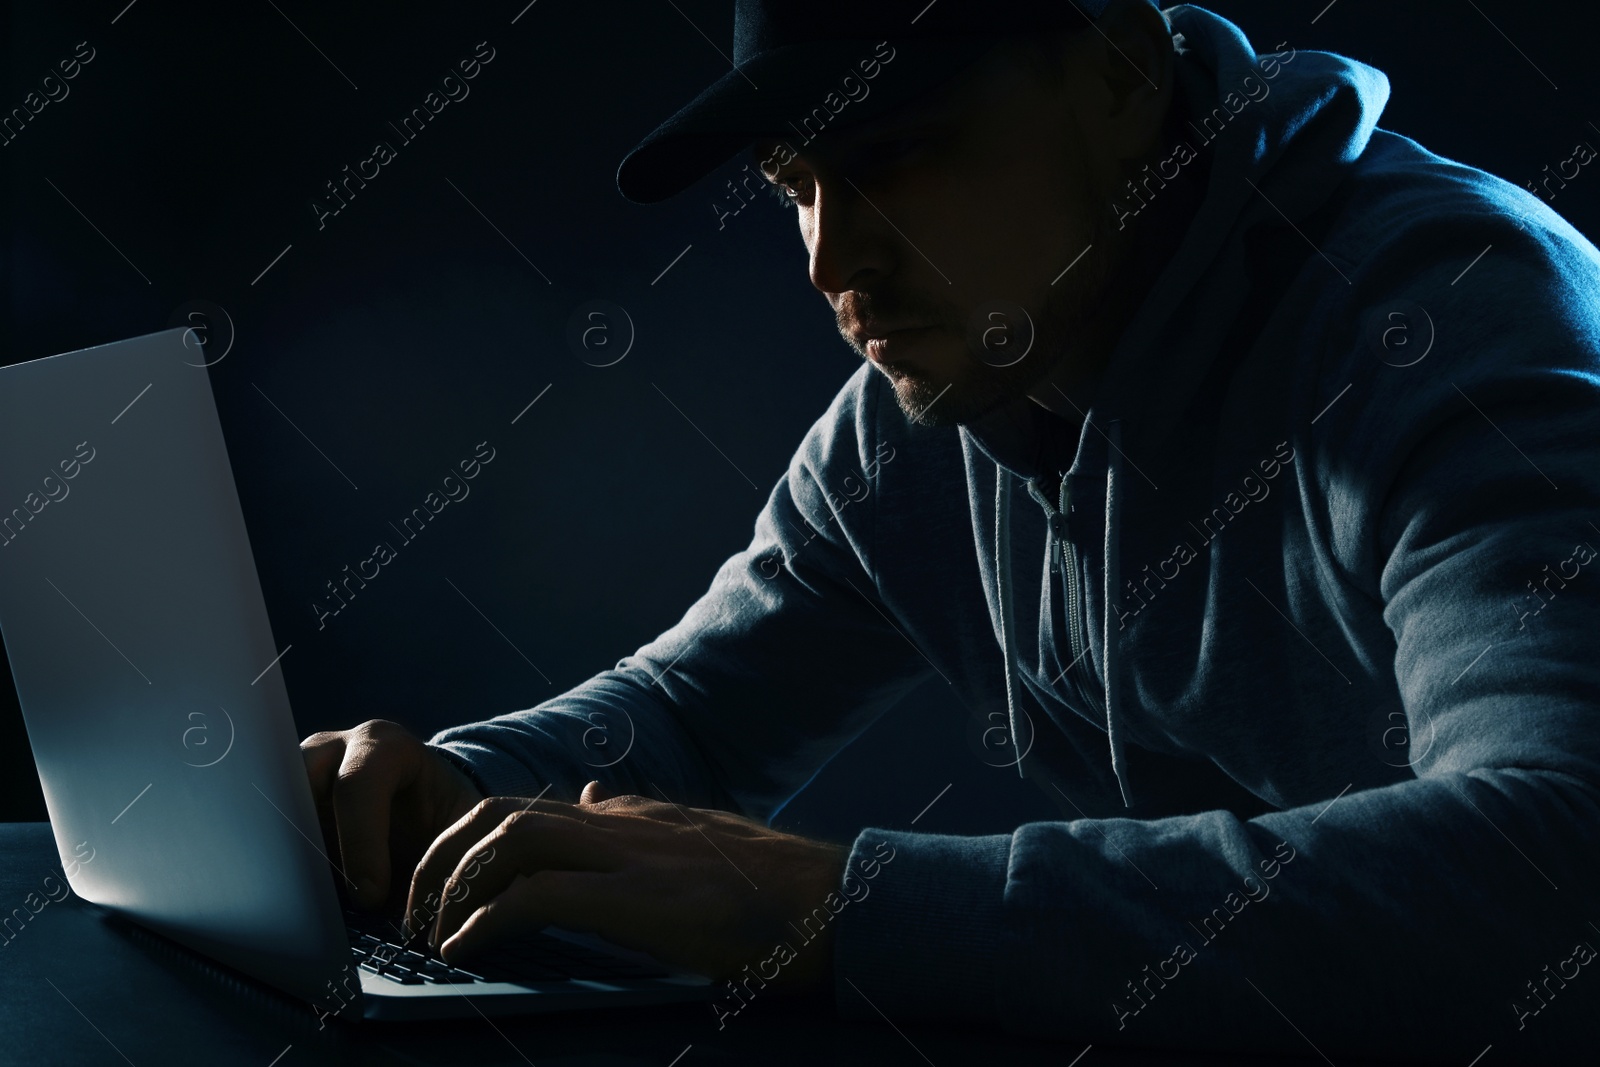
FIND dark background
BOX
[3,0,1597,840]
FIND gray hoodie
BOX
[431,4,1600,1059]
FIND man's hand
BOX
[405,782,851,991]
[300,719,484,913]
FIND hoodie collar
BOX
[961,391,1087,485]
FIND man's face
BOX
[754,38,1129,427]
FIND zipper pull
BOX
[1048,511,1066,570]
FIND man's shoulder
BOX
[1296,132,1600,525]
[1329,127,1600,300]
[1295,129,1600,411]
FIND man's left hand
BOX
[403,781,851,991]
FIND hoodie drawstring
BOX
[1103,420,1131,807]
[995,470,1025,778]
[993,417,1133,804]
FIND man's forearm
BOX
[426,667,740,810]
[833,769,1600,1061]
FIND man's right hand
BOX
[300,719,484,915]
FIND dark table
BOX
[2,822,1360,1066]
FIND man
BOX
[301,0,1600,1058]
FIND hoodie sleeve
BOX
[832,216,1600,1061]
[426,366,933,819]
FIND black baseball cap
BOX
[615,0,1116,204]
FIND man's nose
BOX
[807,175,891,296]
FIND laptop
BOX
[0,328,714,1023]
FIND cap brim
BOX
[615,35,1007,204]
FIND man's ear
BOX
[1082,0,1177,162]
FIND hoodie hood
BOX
[961,4,1391,804]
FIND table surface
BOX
[2,821,1369,1067]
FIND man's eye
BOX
[766,174,812,207]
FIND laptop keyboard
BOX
[344,911,670,987]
